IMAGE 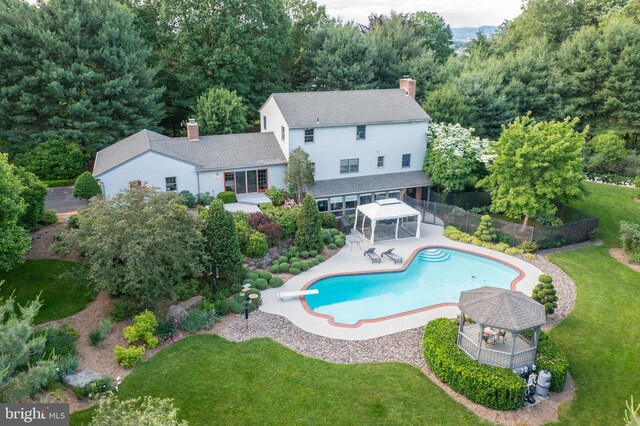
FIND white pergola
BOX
[355,198,422,244]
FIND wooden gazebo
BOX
[457,286,546,370]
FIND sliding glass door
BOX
[224,169,268,194]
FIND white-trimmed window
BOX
[263,115,267,130]
[356,125,366,140]
[345,195,357,214]
[304,128,314,143]
[377,156,384,168]
[340,158,359,174]
[165,177,177,191]
[359,194,372,205]
[330,196,343,212]
[388,190,401,200]
[402,153,411,168]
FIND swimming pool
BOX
[303,247,523,326]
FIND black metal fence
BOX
[403,195,599,249]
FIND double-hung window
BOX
[340,158,359,174]
[402,153,411,168]
[377,156,384,168]
[304,128,314,143]
[356,125,366,140]
[165,177,177,191]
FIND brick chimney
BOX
[187,118,199,142]
[400,77,416,99]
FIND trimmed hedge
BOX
[535,331,569,392]
[217,191,237,204]
[423,318,526,410]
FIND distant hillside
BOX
[451,26,498,42]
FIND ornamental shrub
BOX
[474,215,496,242]
[334,237,345,248]
[535,331,569,392]
[422,318,526,410]
[269,276,284,287]
[40,209,58,225]
[197,192,214,206]
[246,272,259,281]
[279,263,290,273]
[203,200,244,286]
[217,191,237,204]
[89,395,188,426]
[532,275,557,314]
[177,190,197,207]
[246,232,268,258]
[278,256,288,263]
[110,300,138,322]
[123,310,158,349]
[257,271,272,281]
[254,278,268,290]
[261,204,300,237]
[328,243,337,250]
[289,257,301,263]
[635,177,640,198]
[320,212,337,229]
[73,171,102,199]
[214,298,230,316]
[290,261,302,270]
[310,258,319,266]
[315,255,324,262]
[289,267,301,275]
[320,228,333,244]
[114,345,145,368]
[271,264,280,273]
[13,166,47,230]
[247,212,283,245]
[179,307,218,333]
[309,249,318,257]
[229,289,262,314]
[619,221,640,256]
[154,320,177,342]
[300,261,310,271]
[14,137,86,180]
[265,186,285,206]
[300,251,310,258]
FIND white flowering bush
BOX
[89,395,188,426]
[424,122,492,194]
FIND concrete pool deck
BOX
[260,223,543,340]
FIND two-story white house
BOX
[93,78,432,214]
[260,77,431,216]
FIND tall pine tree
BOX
[0,0,164,155]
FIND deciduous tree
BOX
[284,148,314,203]
[60,186,207,305]
[478,116,587,228]
[0,154,30,271]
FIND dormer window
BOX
[356,125,366,140]
[304,128,314,143]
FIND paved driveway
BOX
[45,187,88,213]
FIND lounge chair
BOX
[364,247,381,263]
[382,248,402,264]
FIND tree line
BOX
[1,0,639,166]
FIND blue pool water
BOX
[305,248,520,325]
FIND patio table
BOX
[346,234,363,251]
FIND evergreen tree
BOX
[0,0,164,155]
[0,291,56,403]
[73,172,102,200]
[202,200,244,288]
[0,154,30,271]
[284,148,314,203]
[295,194,322,252]
[13,166,47,230]
[195,88,249,135]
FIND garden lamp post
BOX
[210,262,219,298]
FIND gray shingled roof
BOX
[93,130,287,176]
[306,171,431,198]
[458,287,546,331]
[269,89,431,128]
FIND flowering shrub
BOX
[265,186,286,206]
[424,122,492,194]
[123,310,158,349]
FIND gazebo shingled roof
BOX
[458,286,545,331]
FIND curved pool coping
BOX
[300,245,526,328]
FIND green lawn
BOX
[549,247,640,425]
[567,181,639,245]
[71,335,484,426]
[547,182,639,424]
[0,259,92,324]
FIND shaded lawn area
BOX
[567,181,639,245]
[0,259,91,324]
[71,335,484,426]
[549,247,640,425]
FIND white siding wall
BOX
[289,121,429,181]
[97,151,198,198]
[259,97,290,159]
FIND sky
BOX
[316,0,523,28]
